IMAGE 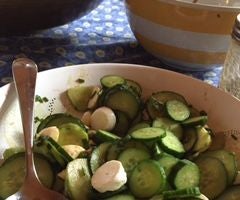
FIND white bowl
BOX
[0,63,240,157]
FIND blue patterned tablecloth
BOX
[0,0,222,87]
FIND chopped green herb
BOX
[34,116,43,123]
[35,95,49,103]
[76,78,85,84]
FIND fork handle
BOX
[12,58,38,179]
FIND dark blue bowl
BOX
[0,0,103,35]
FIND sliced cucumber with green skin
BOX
[202,149,238,185]
[130,127,166,141]
[150,194,164,200]
[58,122,89,148]
[182,128,198,152]
[37,113,86,133]
[192,126,212,153]
[126,79,142,96]
[181,116,208,127]
[216,185,240,200]
[117,147,151,176]
[156,153,179,177]
[129,110,143,127]
[106,142,124,161]
[3,147,25,160]
[128,121,151,135]
[101,84,141,119]
[100,75,126,88]
[129,159,166,198]
[163,187,201,199]
[152,91,188,105]
[166,100,190,122]
[90,142,112,174]
[104,193,136,200]
[89,186,128,200]
[65,158,91,200]
[95,130,121,143]
[159,130,185,158]
[106,140,149,161]
[194,156,228,199]
[169,159,200,190]
[34,138,57,164]
[36,136,73,168]
[146,91,188,119]
[67,85,95,111]
[152,117,183,140]
[146,97,166,119]
[112,110,130,137]
[0,152,55,199]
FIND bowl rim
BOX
[157,0,240,12]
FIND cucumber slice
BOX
[203,150,238,185]
[67,85,95,111]
[112,110,129,137]
[3,147,24,160]
[58,122,89,148]
[34,138,57,164]
[146,91,188,119]
[192,126,212,153]
[105,193,135,200]
[37,113,86,133]
[152,117,183,140]
[163,187,201,199]
[182,127,198,152]
[166,100,190,122]
[126,79,142,96]
[150,194,164,200]
[0,152,55,199]
[90,142,112,174]
[194,156,228,199]
[100,75,126,88]
[130,127,166,141]
[146,97,165,119]
[130,110,143,126]
[117,147,151,176]
[128,121,151,135]
[152,91,188,105]
[106,140,149,161]
[95,130,121,143]
[181,116,208,127]
[37,136,73,168]
[65,158,91,200]
[159,130,185,158]
[156,153,179,176]
[102,85,141,119]
[89,186,128,200]
[216,185,240,200]
[169,160,200,190]
[129,159,166,198]
[106,143,124,161]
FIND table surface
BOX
[0,0,222,88]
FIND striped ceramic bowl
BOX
[125,0,240,70]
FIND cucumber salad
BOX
[0,74,239,200]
